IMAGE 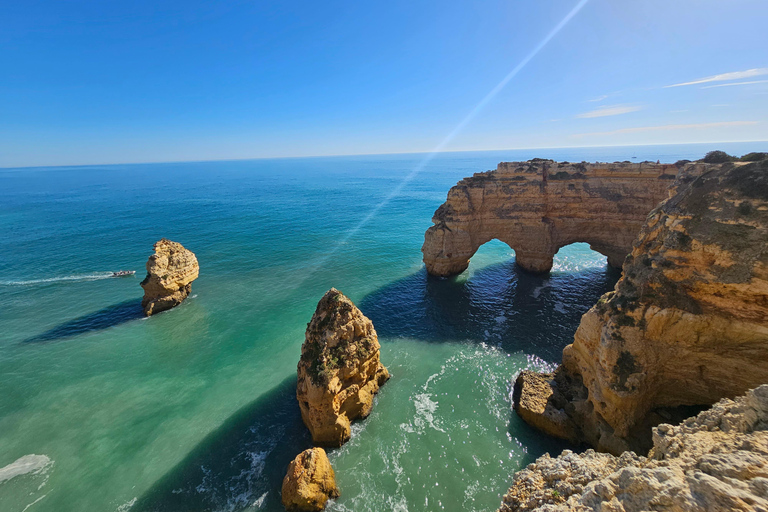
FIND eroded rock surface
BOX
[297,288,390,447]
[281,448,339,512]
[515,158,768,453]
[423,160,685,275]
[499,385,768,512]
[140,238,199,316]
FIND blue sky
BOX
[1,0,767,167]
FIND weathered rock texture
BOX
[499,385,768,512]
[423,160,682,276]
[515,158,768,453]
[140,239,199,316]
[281,448,339,512]
[297,288,390,447]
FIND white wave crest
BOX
[0,454,53,485]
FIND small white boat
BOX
[111,270,136,278]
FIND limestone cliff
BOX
[140,239,199,316]
[422,159,686,275]
[281,448,339,512]
[297,288,390,447]
[499,385,768,512]
[515,157,768,453]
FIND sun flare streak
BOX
[294,0,591,286]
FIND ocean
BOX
[0,142,764,512]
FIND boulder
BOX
[281,448,339,512]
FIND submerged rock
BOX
[515,157,768,453]
[140,239,199,316]
[281,448,339,512]
[499,385,768,512]
[297,288,389,447]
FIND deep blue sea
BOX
[0,142,764,512]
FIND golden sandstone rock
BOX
[422,159,681,276]
[297,288,389,447]
[281,448,339,512]
[514,158,768,454]
[500,385,768,512]
[140,239,199,316]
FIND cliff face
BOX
[297,288,390,447]
[140,239,199,316]
[514,158,768,453]
[499,385,768,512]
[422,160,684,275]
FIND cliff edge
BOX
[500,385,768,512]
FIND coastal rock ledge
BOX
[297,288,390,447]
[281,448,339,512]
[499,385,768,512]
[140,238,199,316]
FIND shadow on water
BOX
[23,300,145,343]
[133,376,312,512]
[132,259,620,512]
[358,259,621,362]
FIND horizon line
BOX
[2,139,767,171]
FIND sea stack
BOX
[281,448,340,512]
[140,238,199,316]
[297,288,390,447]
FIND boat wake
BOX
[0,272,118,286]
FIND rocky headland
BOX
[500,385,768,512]
[422,159,691,275]
[296,288,390,447]
[514,157,768,454]
[282,448,340,512]
[140,238,199,316]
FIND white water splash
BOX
[0,454,53,485]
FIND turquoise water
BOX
[0,143,764,512]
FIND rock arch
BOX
[422,159,681,276]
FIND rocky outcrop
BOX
[514,157,768,453]
[499,385,768,512]
[423,160,686,275]
[281,448,340,512]
[297,288,390,447]
[140,239,199,316]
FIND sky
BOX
[1,0,767,167]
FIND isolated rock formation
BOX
[140,239,199,316]
[281,448,339,512]
[423,159,682,275]
[515,158,768,453]
[499,385,768,512]
[297,288,390,447]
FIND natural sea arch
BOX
[423,159,681,276]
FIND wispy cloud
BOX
[572,121,758,138]
[702,79,768,89]
[576,104,642,118]
[664,68,768,88]
[586,94,608,103]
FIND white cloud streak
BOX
[664,68,768,88]
[576,104,642,118]
[587,94,608,102]
[572,121,758,138]
[701,79,768,89]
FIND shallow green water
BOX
[0,144,762,512]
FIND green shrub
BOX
[702,150,735,163]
